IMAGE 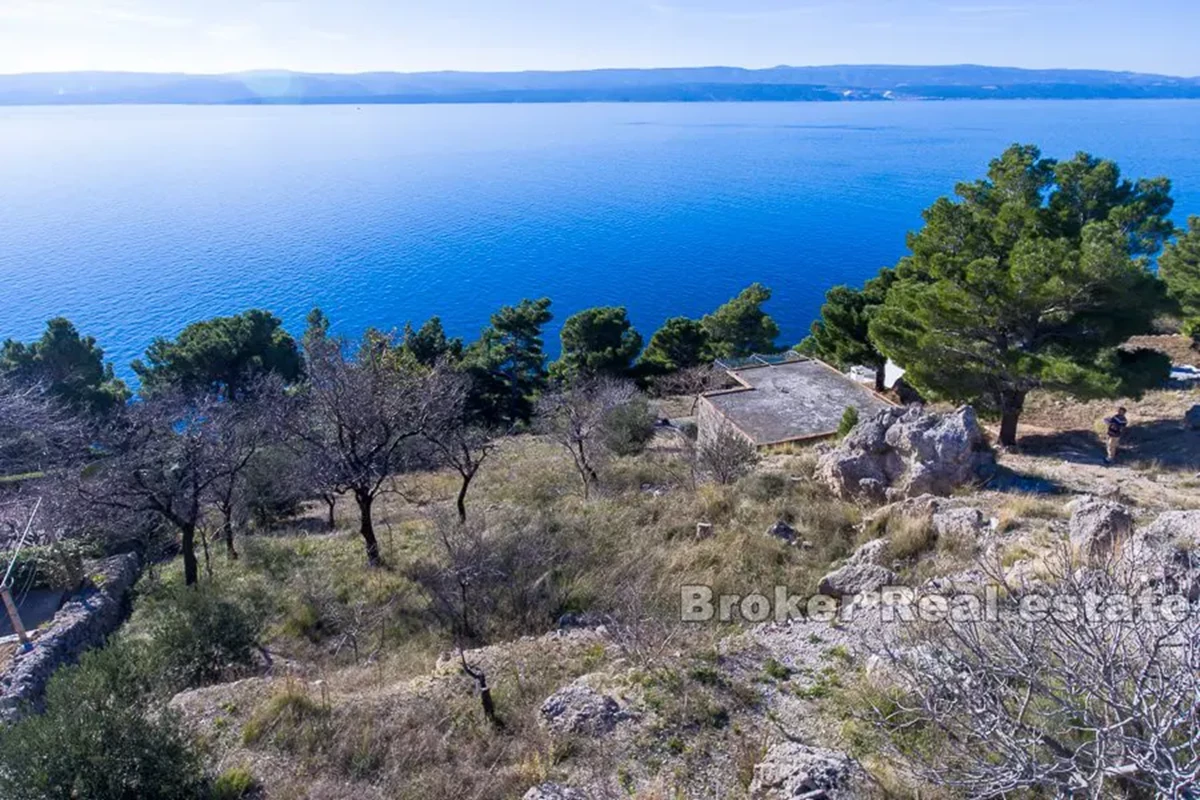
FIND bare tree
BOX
[866,544,1200,798]
[79,390,274,585]
[290,334,460,565]
[536,377,642,500]
[203,396,282,560]
[423,420,497,524]
[409,509,567,726]
[0,378,89,478]
[648,364,729,413]
[696,422,758,485]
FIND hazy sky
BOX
[1,0,1197,76]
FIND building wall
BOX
[696,395,758,450]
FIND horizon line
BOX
[2,62,1198,80]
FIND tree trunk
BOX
[460,652,501,727]
[323,494,336,531]
[181,523,199,586]
[356,491,382,566]
[998,390,1026,447]
[221,505,239,560]
[456,472,473,523]
[874,363,887,393]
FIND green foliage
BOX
[701,283,781,359]
[638,316,711,373]
[0,643,206,800]
[463,297,553,427]
[836,406,859,439]
[210,767,256,800]
[550,305,643,380]
[598,393,657,456]
[140,585,262,692]
[133,309,303,398]
[241,445,305,527]
[401,316,464,367]
[798,268,895,386]
[869,144,1174,443]
[1160,216,1200,341]
[763,658,793,681]
[1,317,128,413]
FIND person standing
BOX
[1104,406,1128,464]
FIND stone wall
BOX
[0,552,141,722]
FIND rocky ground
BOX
[160,374,1200,799]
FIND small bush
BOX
[763,658,793,681]
[242,682,330,752]
[141,585,262,692]
[0,643,206,800]
[211,766,256,800]
[836,406,859,439]
[599,395,658,456]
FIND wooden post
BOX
[1,582,31,652]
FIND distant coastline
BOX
[3,64,1200,105]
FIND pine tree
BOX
[799,268,895,390]
[550,306,643,381]
[638,316,711,374]
[870,145,1174,446]
[701,283,781,359]
[1160,216,1200,345]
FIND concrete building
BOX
[697,354,897,450]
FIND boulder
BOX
[1132,510,1200,601]
[846,538,888,566]
[1068,498,1134,562]
[1141,510,1200,548]
[749,742,866,799]
[932,507,986,540]
[539,683,623,736]
[1186,405,1200,431]
[766,520,798,544]
[817,406,994,501]
[818,563,899,599]
[523,784,587,800]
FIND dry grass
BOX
[884,514,936,563]
[994,494,1068,534]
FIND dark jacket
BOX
[1106,414,1128,438]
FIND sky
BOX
[0,0,1197,77]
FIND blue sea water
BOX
[2,100,1200,380]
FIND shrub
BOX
[141,585,262,692]
[599,394,657,456]
[211,767,256,800]
[242,682,330,752]
[697,424,758,485]
[0,644,206,800]
[836,406,859,439]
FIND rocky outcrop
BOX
[1132,510,1200,601]
[846,538,888,566]
[749,742,866,799]
[0,553,140,722]
[523,784,588,800]
[1068,498,1134,563]
[932,506,987,540]
[817,406,994,502]
[540,681,625,736]
[818,563,898,599]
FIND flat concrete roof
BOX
[703,359,895,445]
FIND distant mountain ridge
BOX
[3,64,1200,105]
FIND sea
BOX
[2,99,1199,380]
